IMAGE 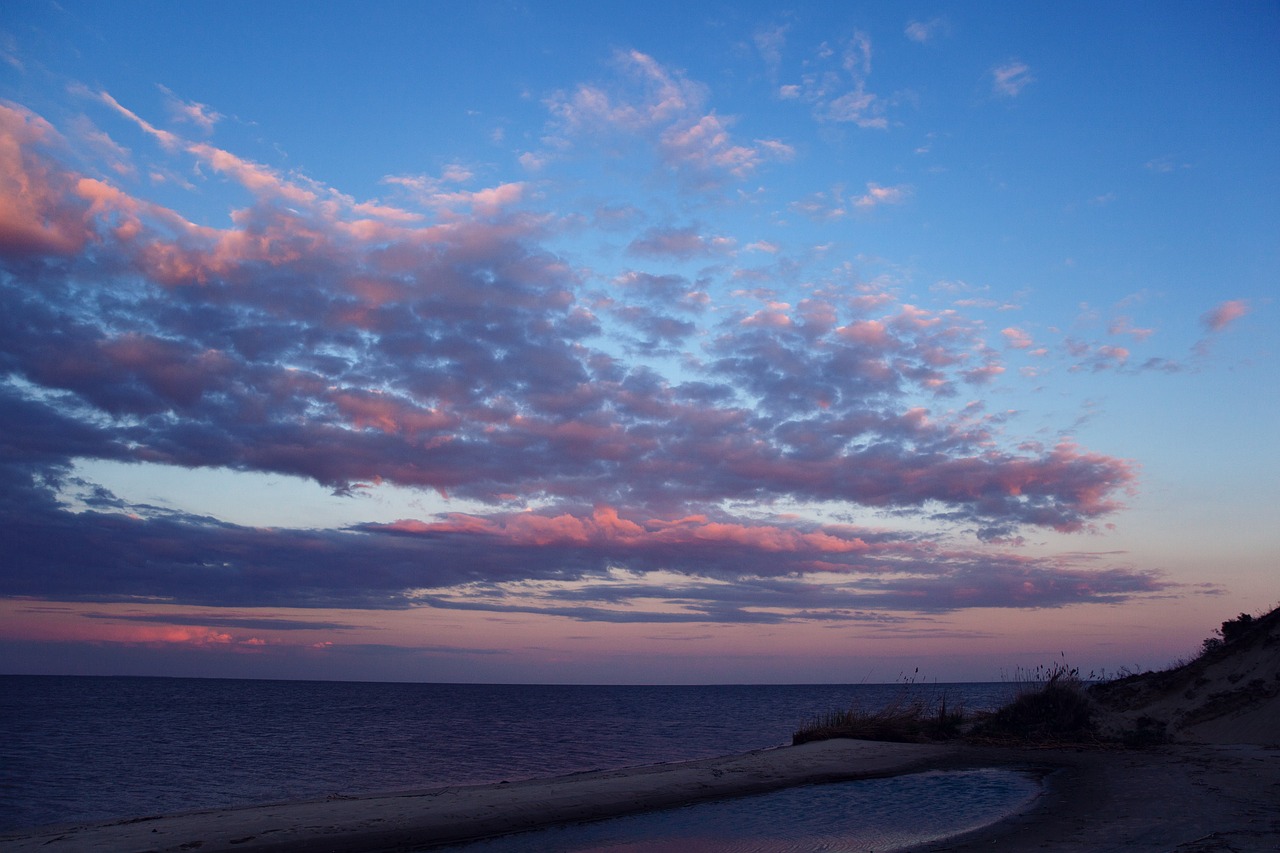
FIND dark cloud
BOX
[627,224,732,259]
[81,613,363,631]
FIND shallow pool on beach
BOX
[432,768,1041,853]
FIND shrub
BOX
[971,662,1095,744]
[792,693,965,745]
[1201,612,1257,656]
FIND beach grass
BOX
[793,691,966,745]
[966,662,1098,745]
[793,661,1099,747]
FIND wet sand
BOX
[0,739,956,853]
[922,743,1280,853]
[5,739,1277,853]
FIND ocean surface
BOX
[0,676,1023,836]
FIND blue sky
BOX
[0,1,1275,683]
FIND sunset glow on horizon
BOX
[1,2,1275,683]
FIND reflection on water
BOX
[437,769,1039,853]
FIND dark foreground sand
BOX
[921,742,1280,853]
[5,738,1278,853]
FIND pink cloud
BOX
[1107,316,1155,342]
[542,50,787,187]
[427,182,526,217]
[837,319,891,347]
[374,506,873,557]
[0,103,94,256]
[97,89,317,205]
[1002,327,1033,349]
[853,182,910,209]
[659,113,762,179]
[1200,299,1249,332]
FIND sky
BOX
[0,1,1276,684]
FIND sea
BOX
[0,676,1031,848]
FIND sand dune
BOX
[1091,604,1280,746]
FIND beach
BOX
[925,742,1280,853]
[5,738,1278,853]
[3,739,955,852]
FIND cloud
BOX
[1200,299,1249,332]
[853,182,910,209]
[754,23,789,74]
[784,31,889,129]
[904,18,948,44]
[0,32,23,72]
[1002,327,1034,349]
[1192,299,1250,357]
[1144,155,1190,173]
[789,188,847,220]
[82,612,361,631]
[627,224,735,259]
[1065,339,1131,373]
[541,50,788,188]
[0,447,1160,618]
[158,84,223,134]
[992,61,1034,97]
[1107,316,1155,342]
[0,97,1150,625]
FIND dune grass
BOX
[793,662,1097,747]
[792,692,965,745]
[966,662,1098,745]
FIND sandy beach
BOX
[4,737,1277,853]
[921,743,1280,853]
[1,739,956,853]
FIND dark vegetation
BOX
[793,605,1279,749]
[1199,611,1257,655]
[967,663,1096,745]
[791,693,965,745]
[793,661,1101,747]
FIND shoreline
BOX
[0,739,957,853]
[5,740,1277,853]
[918,742,1280,853]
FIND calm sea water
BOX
[435,770,1041,853]
[0,676,1020,833]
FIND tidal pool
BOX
[436,767,1040,853]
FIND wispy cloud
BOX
[628,223,735,259]
[782,31,890,129]
[158,84,223,134]
[904,18,948,44]
[992,61,1034,97]
[540,49,790,188]
[853,182,911,208]
[754,23,789,74]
